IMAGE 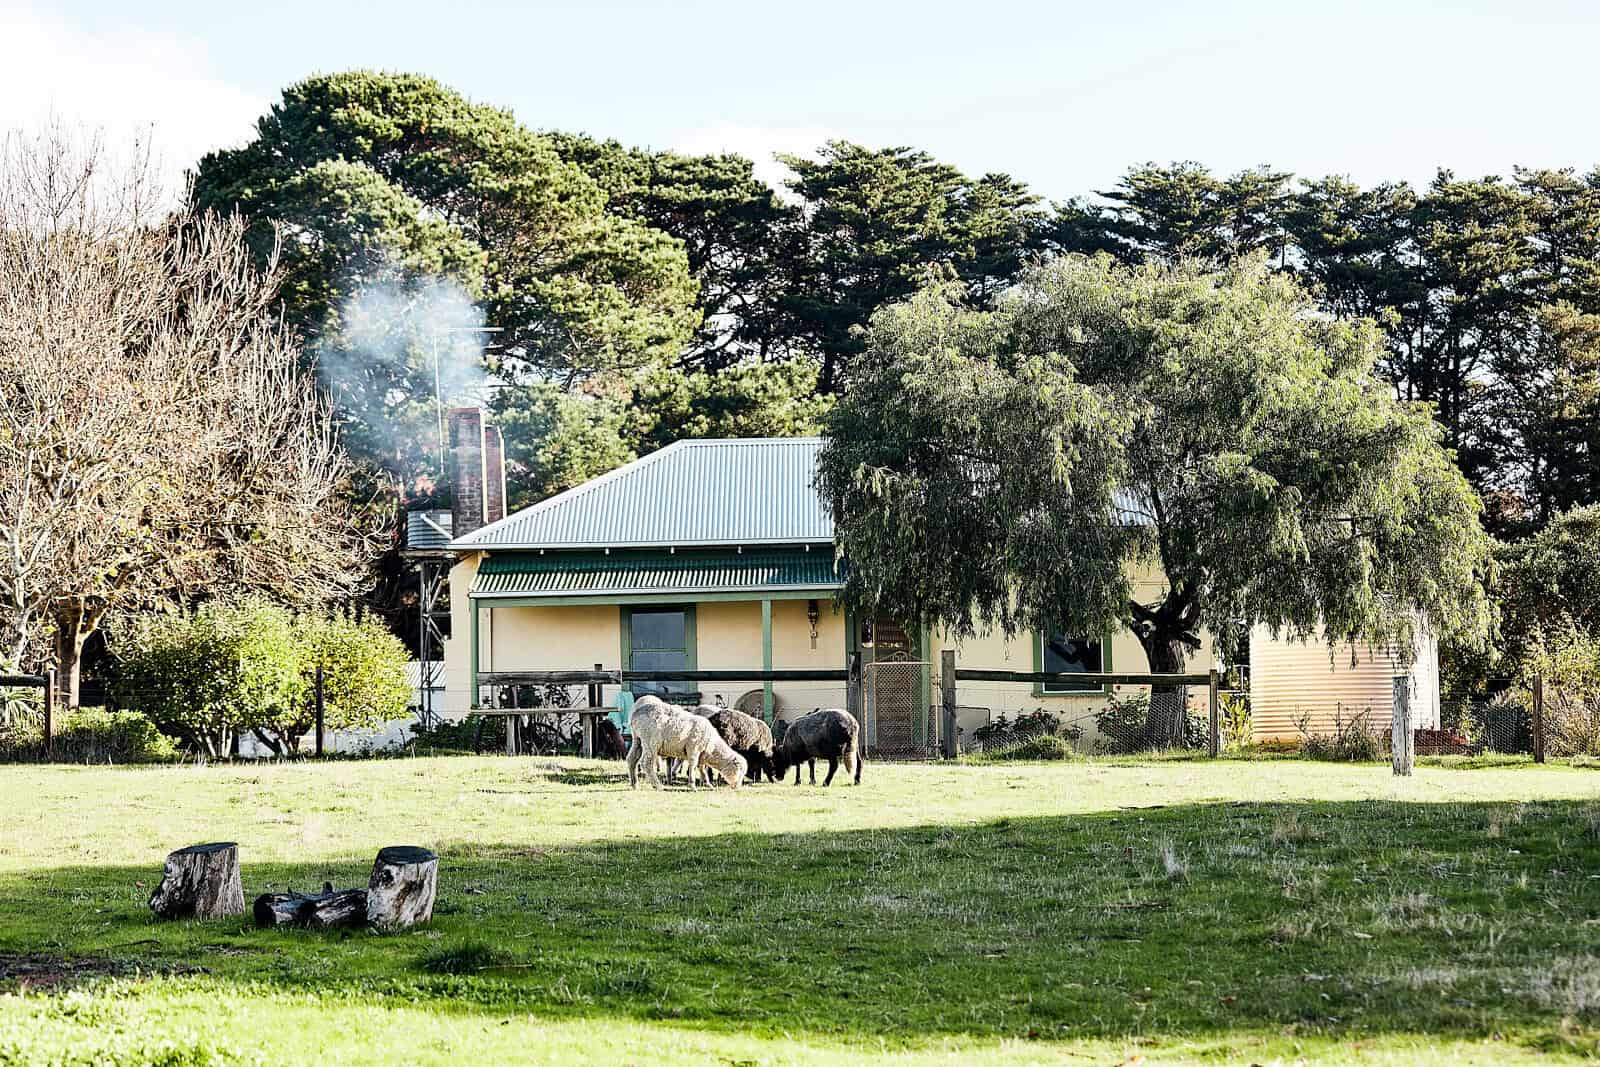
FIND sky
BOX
[4,0,1599,204]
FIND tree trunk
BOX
[149,842,246,920]
[53,601,93,713]
[253,883,368,930]
[1137,631,1191,750]
[366,846,438,930]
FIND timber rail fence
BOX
[476,655,1227,760]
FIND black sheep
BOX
[701,706,776,783]
[595,718,627,760]
[770,708,861,786]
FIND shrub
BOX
[1295,707,1382,762]
[970,708,1081,752]
[1522,618,1600,758]
[411,715,491,754]
[115,598,410,758]
[1467,700,1534,754]
[1219,692,1252,752]
[1094,690,1207,753]
[0,708,178,763]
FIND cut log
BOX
[252,882,368,930]
[366,846,438,930]
[149,842,245,920]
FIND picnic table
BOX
[472,706,617,757]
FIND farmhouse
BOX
[439,408,1440,750]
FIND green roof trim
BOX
[472,548,842,599]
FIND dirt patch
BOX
[0,953,207,990]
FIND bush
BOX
[410,715,491,754]
[1219,692,1252,752]
[1522,618,1600,758]
[1467,700,1534,754]
[1094,690,1207,754]
[970,709,1081,752]
[1295,707,1383,762]
[0,708,178,763]
[115,598,411,758]
[992,734,1074,761]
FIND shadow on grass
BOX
[2,797,1598,1055]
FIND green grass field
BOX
[1,755,1598,1065]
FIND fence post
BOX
[845,650,862,740]
[1532,673,1546,764]
[1391,674,1412,776]
[940,649,958,759]
[43,667,57,760]
[1207,669,1221,758]
[583,662,602,758]
[313,666,326,757]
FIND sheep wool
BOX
[627,696,747,791]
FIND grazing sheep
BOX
[595,718,627,760]
[771,708,861,786]
[701,706,776,783]
[627,696,746,790]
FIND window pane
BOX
[1042,633,1103,692]
[632,650,688,672]
[631,609,686,651]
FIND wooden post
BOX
[845,651,862,728]
[1207,668,1221,758]
[1391,674,1413,776]
[940,649,958,759]
[313,666,326,757]
[1532,673,1546,764]
[42,667,56,760]
[584,662,602,758]
[761,598,774,722]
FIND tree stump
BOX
[366,846,438,930]
[252,882,368,930]
[149,842,245,920]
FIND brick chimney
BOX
[449,406,508,537]
[483,423,507,526]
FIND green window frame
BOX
[619,605,698,700]
[1032,631,1111,696]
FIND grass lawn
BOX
[0,755,1598,1064]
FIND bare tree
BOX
[0,124,375,707]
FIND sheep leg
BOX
[626,739,642,789]
[823,756,839,786]
[807,759,816,785]
[845,746,860,784]
[684,747,701,791]
[642,743,665,790]
[792,763,801,785]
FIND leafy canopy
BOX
[190,71,701,491]
[818,254,1493,673]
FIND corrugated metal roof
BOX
[472,548,840,598]
[453,438,833,550]
[450,435,1149,552]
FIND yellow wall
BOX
[926,563,1218,747]
[442,558,1235,748]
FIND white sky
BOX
[3,0,1599,203]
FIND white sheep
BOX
[626,696,747,791]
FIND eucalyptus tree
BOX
[818,255,1493,747]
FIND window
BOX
[627,607,695,699]
[1039,633,1104,693]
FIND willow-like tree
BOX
[817,255,1494,747]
